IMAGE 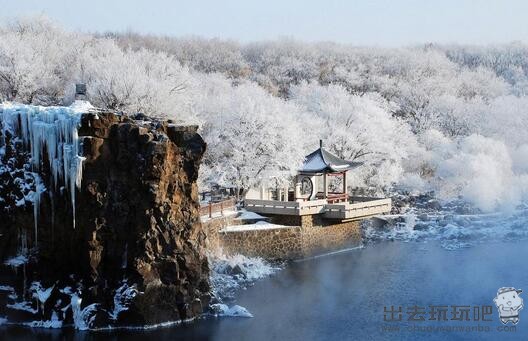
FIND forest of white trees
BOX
[2,16,528,211]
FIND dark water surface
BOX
[2,240,528,340]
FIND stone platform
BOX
[203,214,361,260]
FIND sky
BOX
[1,0,527,46]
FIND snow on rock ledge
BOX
[210,304,253,318]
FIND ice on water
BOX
[364,202,528,250]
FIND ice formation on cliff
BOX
[71,293,99,330]
[0,102,88,240]
[110,281,139,320]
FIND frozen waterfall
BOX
[0,102,88,240]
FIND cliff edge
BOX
[0,104,210,328]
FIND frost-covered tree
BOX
[291,82,417,189]
[0,17,84,104]
[194,78,305,197]
[3,16,528,209]
[414,130,528,212]
[111,33,250,78]
[74,39,191,118]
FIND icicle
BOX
[32,174,43,247]
[0,103,85,231]
[20,229,28,256]
[49,190,55,247]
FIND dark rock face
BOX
[0,111,210,328]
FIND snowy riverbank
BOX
[365,192,528,250]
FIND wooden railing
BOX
[244,199,328,216]
[200,198,237,218]
[349,196,386,202]
[327,192,348,204]
[313,192,349,203]
[244,197,391,219]
[324,198,392,220]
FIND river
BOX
[2,239,528,340]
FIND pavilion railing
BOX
[244,199,328,215]
[324,198,392,220]
[244,197,391,219]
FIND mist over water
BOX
[406,130,528,213]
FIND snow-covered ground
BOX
[201,208,269,224]
[221,221,290,232]
[24,312,63,329]
[234,210,267,220]
[200,209,238,222]
[69,100,96,113]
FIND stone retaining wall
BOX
[300,220,361,256]
[202,215,239,256]
[220,227,304,259]
[203,214,361,260]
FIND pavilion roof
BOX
[300,145,362,173]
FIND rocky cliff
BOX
[0,104,210,329]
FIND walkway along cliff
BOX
[0,103,210,329]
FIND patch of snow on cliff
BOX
[15,198,25,207]
[7,301,38,314]
[4,254,29,267]
[71,293,99,330]
[210,304,253,318]
[59,286,73,295]
[30,282,54,310]
[210,253,280,300]
[0,317,7,325]
[69,100,95,113]
[110,281,139,320]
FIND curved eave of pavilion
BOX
[299,147,362,174]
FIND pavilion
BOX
[295,140,362,203]
[244,141,391,220]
